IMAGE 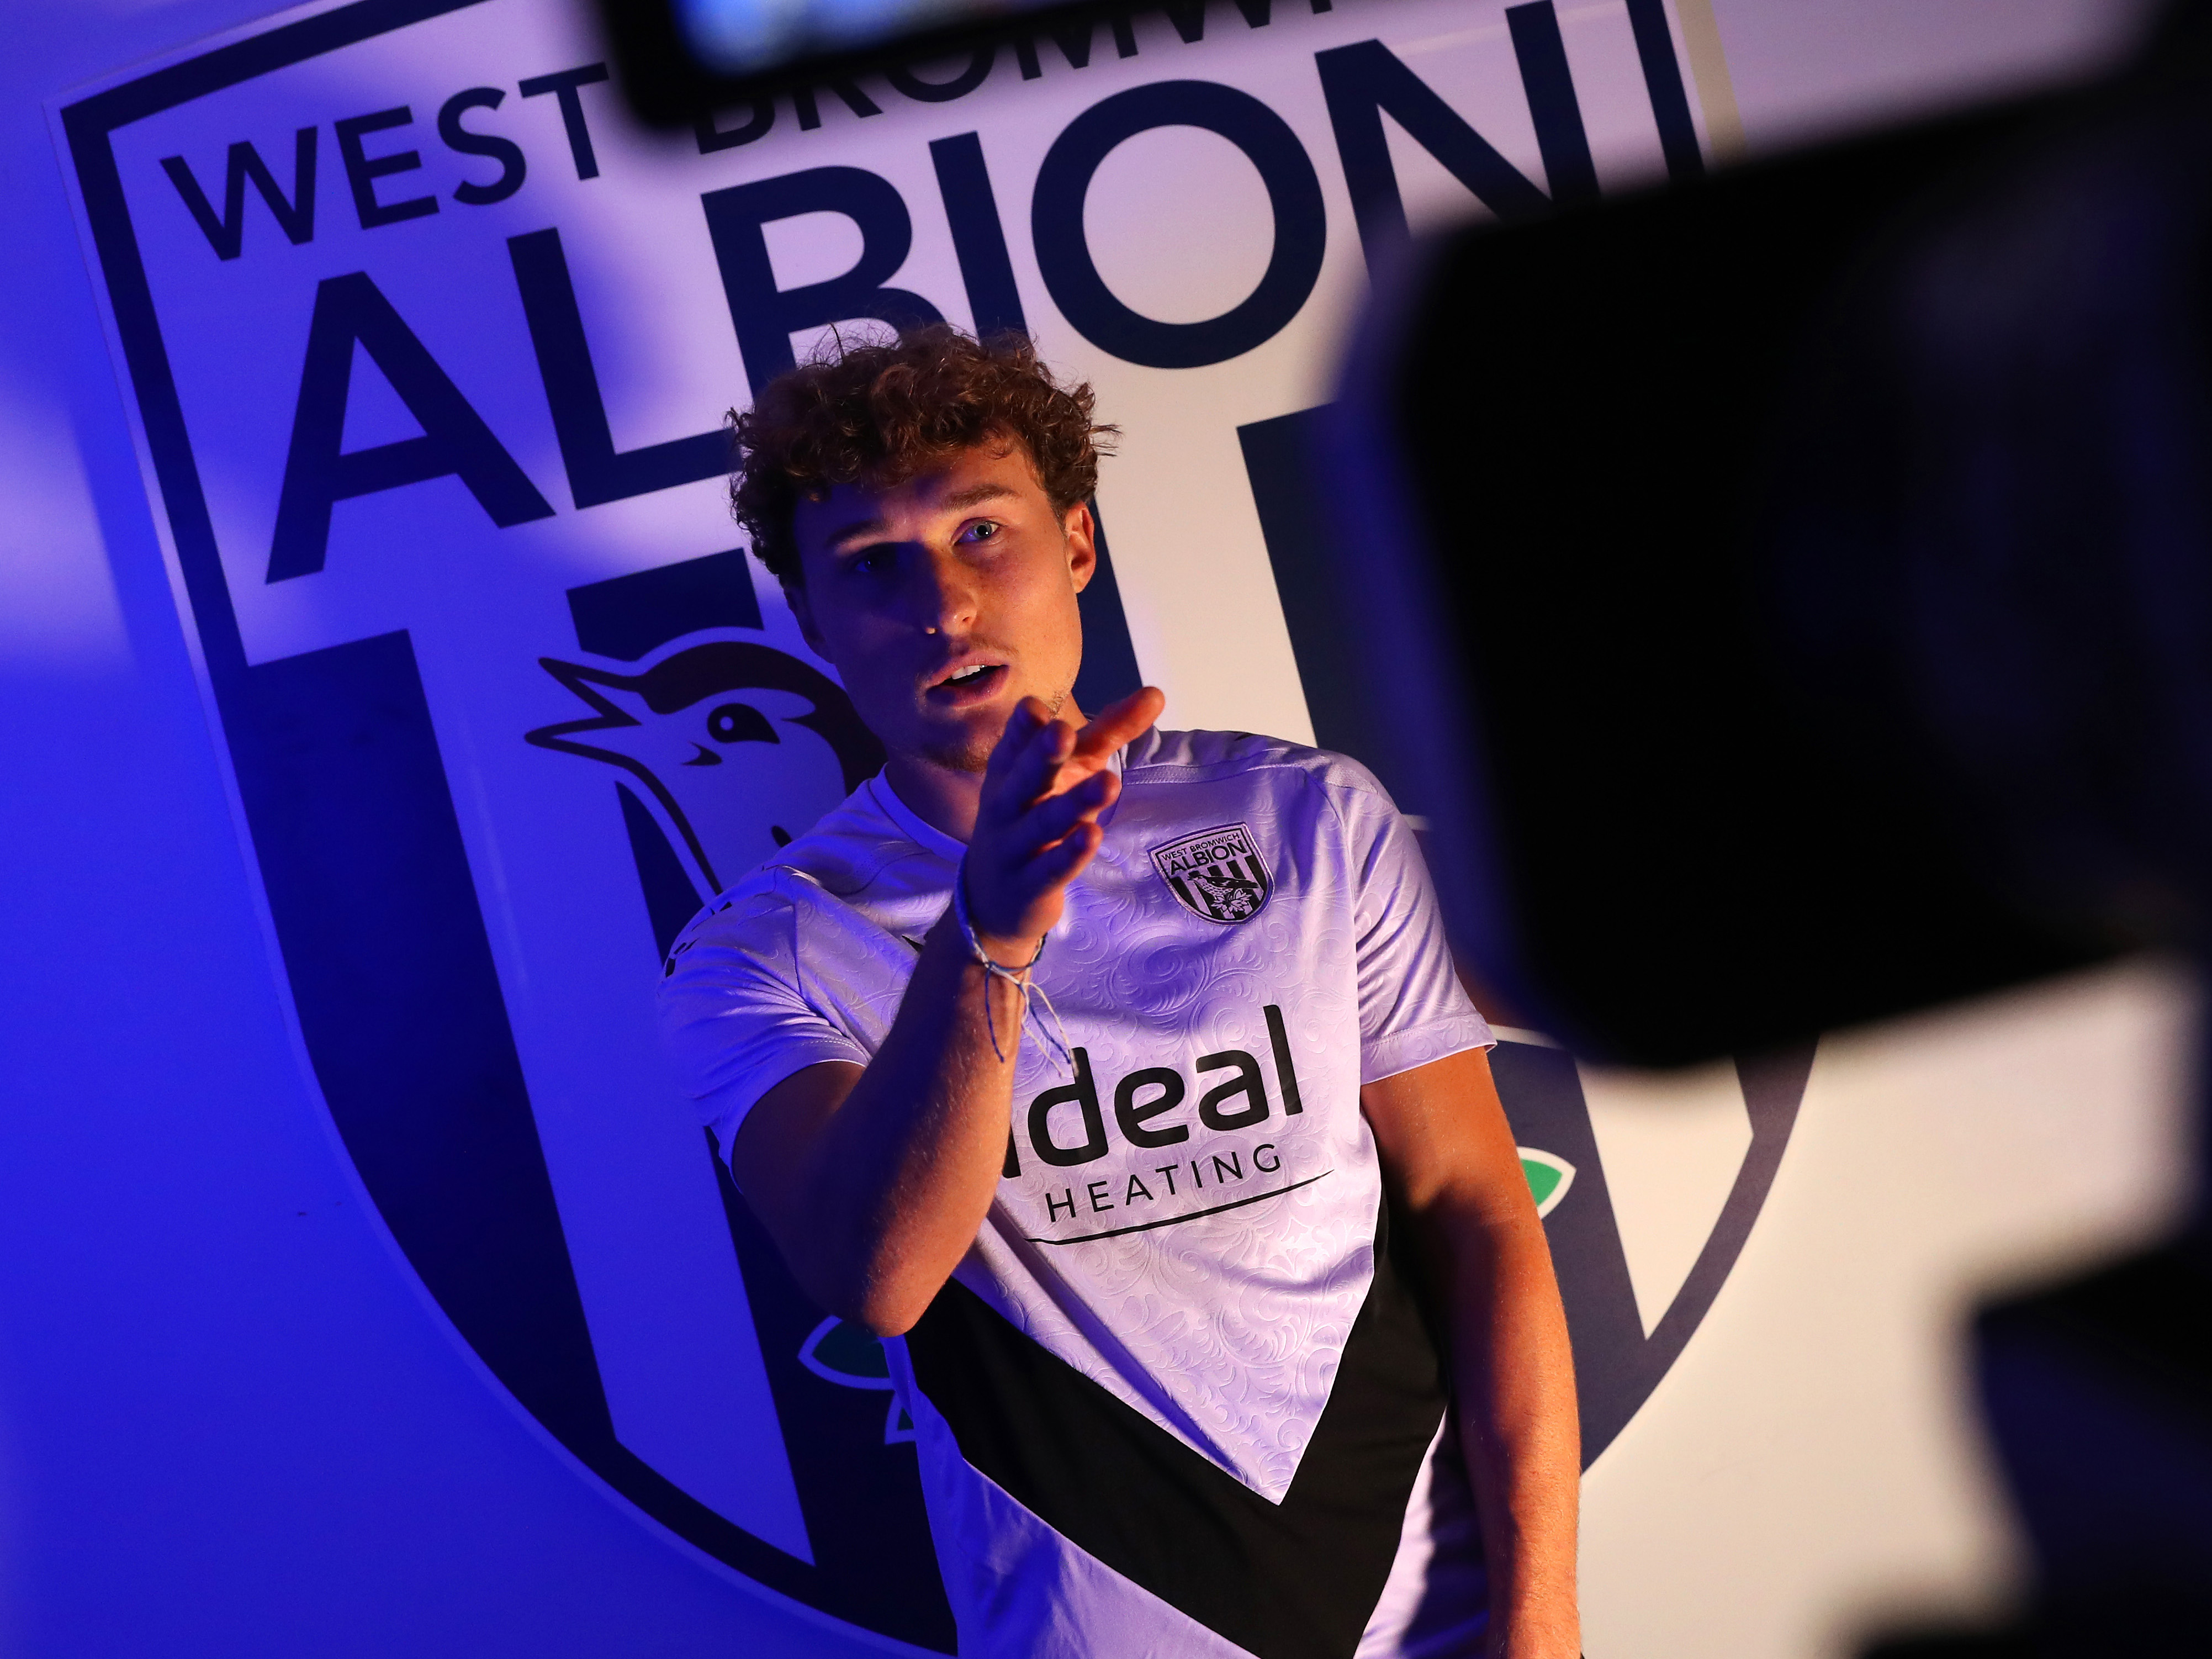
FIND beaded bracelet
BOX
[952,859,1075,1075]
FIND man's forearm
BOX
[1362,1049,1581,1656]
[733,692,1159,1338]
[1444,1210,1581,1658]
[747,913,1033,1334]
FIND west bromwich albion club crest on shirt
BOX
[1151,822,1273,922]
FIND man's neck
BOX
[883,699,1091,843]
[882,752,986,843]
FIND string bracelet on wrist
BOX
[952,859,1075,1076]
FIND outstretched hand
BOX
[962,686,1165,956]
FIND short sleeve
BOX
[1335,777,1495,1084]
[657,884,871,1164]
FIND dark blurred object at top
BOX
[1327,4,2212,1070]
[596,0,1133,125]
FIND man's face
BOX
[787,440,1094,773]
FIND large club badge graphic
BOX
[56,0,1806,1646]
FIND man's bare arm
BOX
[731,688,1164,1337]
[1362,1047,1581,1659]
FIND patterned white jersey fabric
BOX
[659,729,1495,1658]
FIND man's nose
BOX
[907,546,979,635]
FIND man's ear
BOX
[1065,501,1099,594]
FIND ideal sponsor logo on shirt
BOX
[1033,1140,1300,1238]
[1005,1003,1325,1241]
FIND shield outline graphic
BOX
[1491,1039,1814,1464]
[55,0,1803,1639]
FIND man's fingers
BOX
[976,770,1113,883]
[983,686,1157,844]
[1024,818,1102,887]
[981,698,1044,789]
[984,699,1075,815]
[1010,718,1077,813]
[1072,685,1166,766]
[1010,767,1117,849]
[1006,685,1163,811]
[968,691,1142,931]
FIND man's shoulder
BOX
[671,779,933,949]
[764,778,941,896]
[1125,727,1395,805]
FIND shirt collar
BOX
[867,773,967,863]
[868,744,1131,860]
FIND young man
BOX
[659,327,1580,1659]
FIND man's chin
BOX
[897,709,999,776]
[911,688,1065,774]
[919,738,997,775]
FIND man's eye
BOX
[849,547,891,574]
[963,520,1002,543]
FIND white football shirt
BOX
[659,730,1495,1659]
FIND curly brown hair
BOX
[729,324,1116,585]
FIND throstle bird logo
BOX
[526,640,883,897]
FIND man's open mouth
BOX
[930,662,1006,699]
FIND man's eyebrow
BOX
[823,514,888,548]
[941,482,1018,510]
